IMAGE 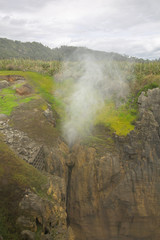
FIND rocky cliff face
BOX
[57,88,160,240]
[1,77,160,240]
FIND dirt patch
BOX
[10,98,60,147]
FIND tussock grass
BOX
[0,59,62,76]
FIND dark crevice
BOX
[36,217,42,227]
[44,227,50,234]
[66,164,74,227]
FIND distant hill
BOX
[0,38,54,60]
[0,38,142,62]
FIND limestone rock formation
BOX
[1,76,160,240]
[55,88,160,240]
[0,120,43,166]
[17,185,68,240]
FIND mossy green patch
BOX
[24,72,64,116]
[0,70,64,117]
[0,86,38,115]
[40,103,48,111]
[0,138,47,194]
[0,88,19,115]
[0,207,20,240]
[95,101,136,136]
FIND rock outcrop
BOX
[17,179,67,240]
[0,80,9,89]
[1,81,160,240]
[0,120,44,167]
[16,84,33,95]
[58,88,160,240]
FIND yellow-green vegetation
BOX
[0,136,48,240]
[0,87,38,115]
[94,61,160,136]
[1,58,160,137]
[0,88,19,115]
[95,101,136,136]
[40,103,48,111]
[0,71,64,116]
[25,71,64,116]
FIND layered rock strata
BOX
[63,88,160,240]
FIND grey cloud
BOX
[0,0,55,12]
[0,0,160,59]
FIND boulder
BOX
[16,84,32,95]
[0,80,9,89]
[43,108,56,126]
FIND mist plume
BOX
[61,53,129,146]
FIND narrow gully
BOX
[66,164,74,227]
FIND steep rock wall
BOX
[65,88,160,240]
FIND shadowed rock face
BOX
[65,88,160,240]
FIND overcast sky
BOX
[0,0,160,59]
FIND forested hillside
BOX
[0,38,54,60]
[0,38,142,62]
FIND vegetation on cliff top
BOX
[0,71,63,116]
[0,57,160,138]
[0,87,38,115]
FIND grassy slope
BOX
[0,135,48,240]
[0,71,64,116]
